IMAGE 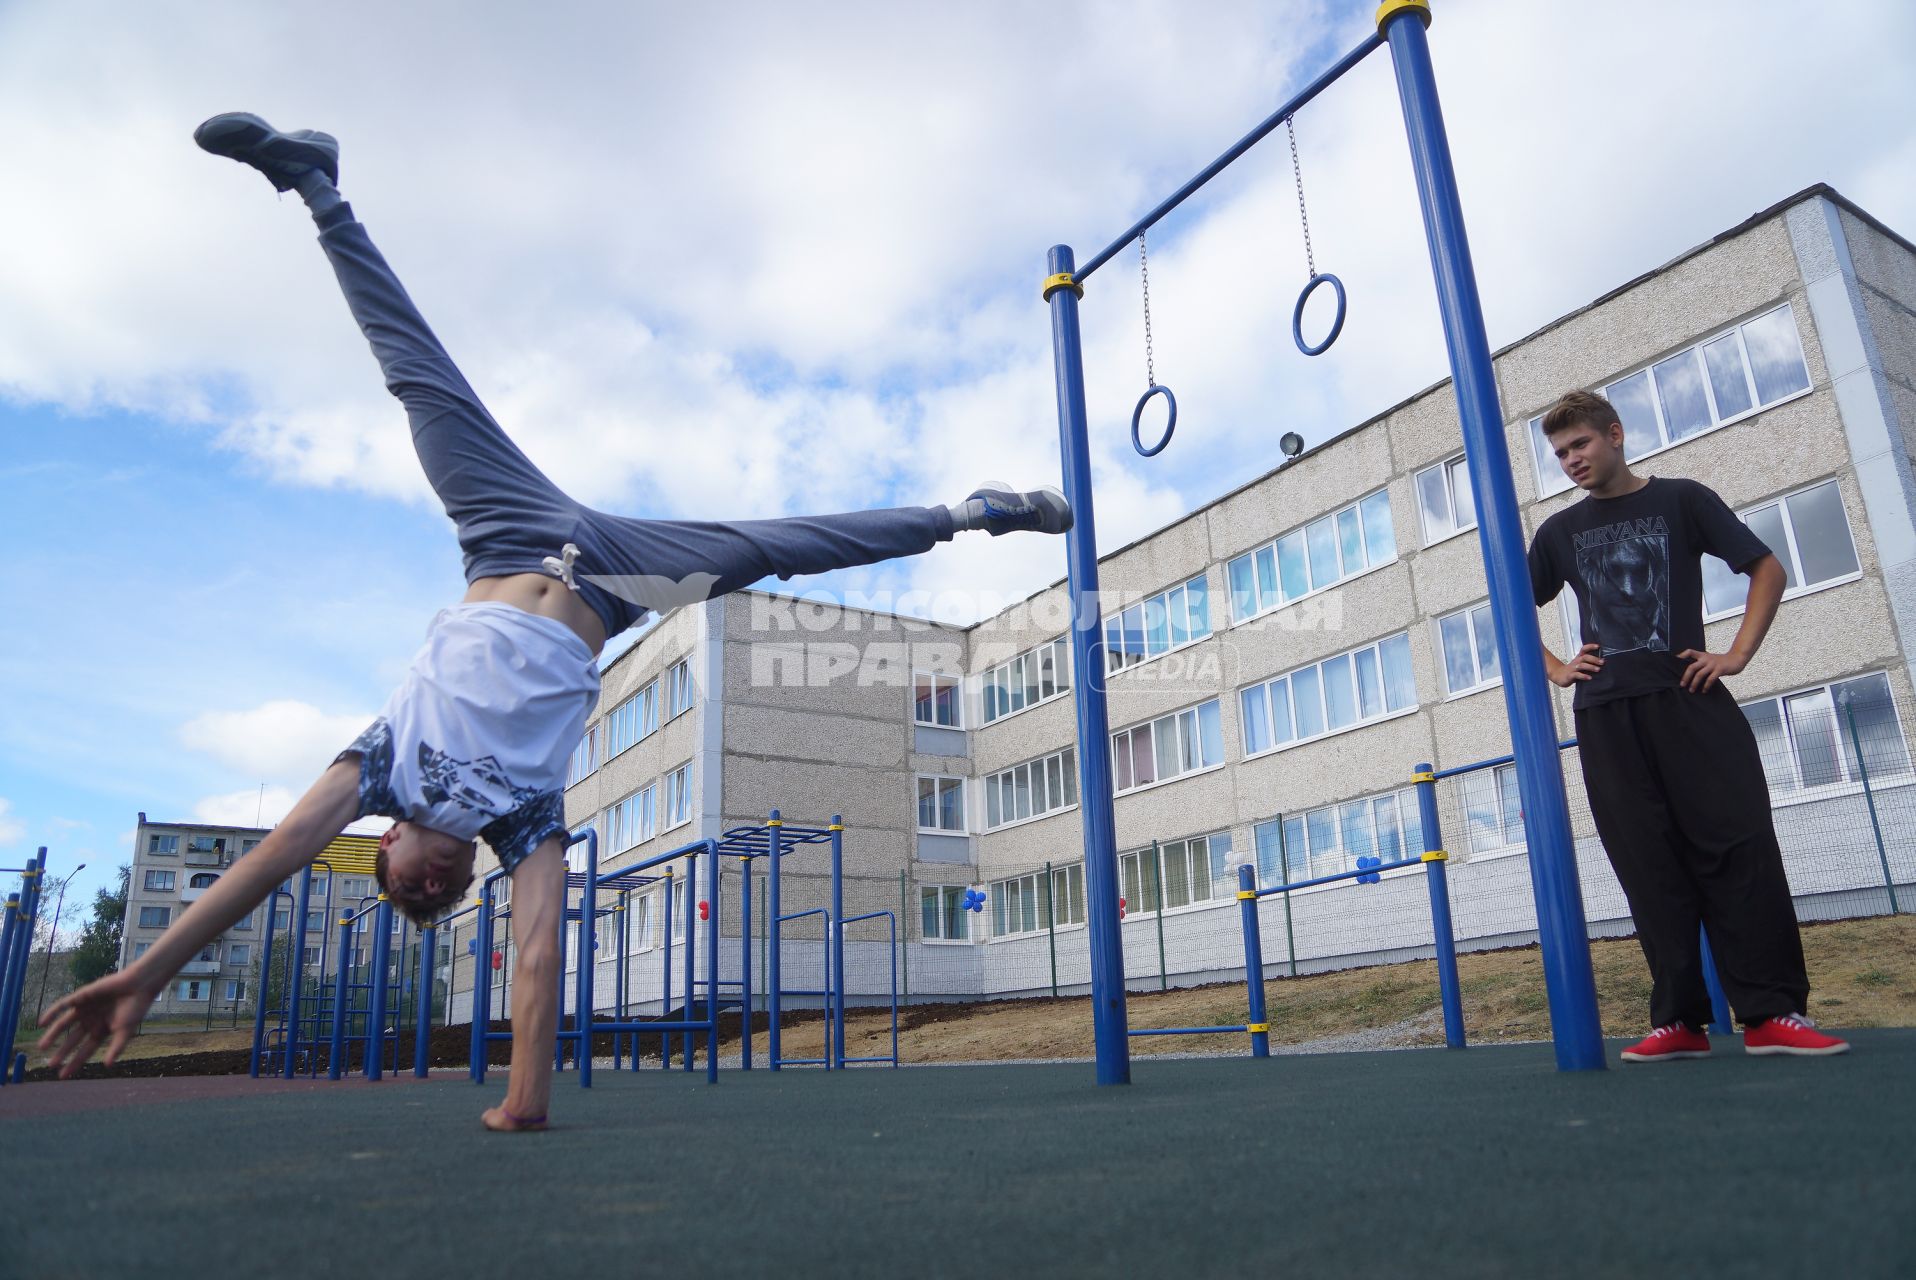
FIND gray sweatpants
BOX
[311,203,952,637]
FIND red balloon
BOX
[698,900,710,921]
[1118,896,1127,920]
[491,950,503,970]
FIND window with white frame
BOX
[139,906,170,928]
[1701,478,1860,619]
[1049,862,1086,926]
[626,894,656,951]
[1119,832,1233,914]
[1241,633,1416,755]
[608,784,657,853]
[1112,699,1225,793]
[1527,303,1812,497]
[920,885,970,941]
[566,821,597,873]
[302,946,320,967]
[148,834,179,856]
[1253,789,1427,884]
[1742,672,1911,795]
[341,877,371,900]
[567,722,602,786]
[227,943,251,967]
[983,638,1072,723]
[605,682,659,759]
[187,836,223,856]
[1457,764,1526,857]
[667,659,695,719]
[189,872,217,889]
[664,763,694,829]
[916,776,966,833]
[1437,603,1500,697]
[984,747,1078,829]
[241,838,261,854]
[1228,490,1396,623]
[224,979,244,1001]
[1105,574,1212,673]
[144,869,175,892]
[989,872,1044,938]
[177,979,207,1002]
[305,910,324,932]
[272,908,290,932]
[913,673,961,728]
[132,941,151,959]
[1415,453,1476,544]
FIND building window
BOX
[1119,833,1233,914]
[1049,863,1086,926]
[667,660,695,720]
[302,946,320,967]
[1458,764,1526,857]
[1228,490,1396,623]
[132,941,151,959]
[1528,303,1812,497]
[1241,633,1416,755]
[223,980,244,1002]
[984,747,1078,829]
[1415,454,1476,545]
[138,906,170,928]
[1253,789,1427,884]
[1105,574,1211,673]
[920,886,970,941]
[177,979,207,1002]
[916,776,966,833]
[914,673,962,729]
[144,869,176,892]
[241,838,262,854]
[989,872,1044,938]
[189,872,218,889]
[340,877,371,900]
[664,763,694,829]
[232,910,253,932]
[608,784,658,853]
[148,834,179,856]
[983,638,1072,723]
[605,682,660,759]
[1113,699,1225,792]
[1436,603,1500,697]
[1701,478,1860,619]
[227,944,251,967]
[1742,672,1911,795]
[187,835,224,856]
[568,723,603,786]
[273,908,290,932]
[305,910,324,932]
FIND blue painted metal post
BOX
[661,868,674,1069]
[367,898,393,1081]
[1383,3,1604,1071]
[1414,764,1467,1048]
[283,867,314,1080]
[767,812,783,1071]
[830,816,845,1071]
[1237,866,1269,1058]
[330,916,351,1079]
[415,924,435,1078]
[705,846,720,1084]
[577,831,597,1088]
[1699,925,1734,1035]
[739,855,752,1071]
[0,858,36,1080]
[1044,248,1130,1086]
[471,884,493,1084]
[249,887,277,1078]
[682,856,696,1072]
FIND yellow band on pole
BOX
[338,918,350,926]
[1421,850,1449,863]
[1375,0,1431,36]
[739,855,752,863]
[828,824,845,832]
[1246,1023,1270,1034]
[1410,770,1437,784]
[766,819,784,828]
[1042,272,1084,302]
[1235,890,1258,901]
[377,892,389,902]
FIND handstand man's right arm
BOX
[37,760,363,1078]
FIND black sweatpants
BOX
[1576,684,1808,1029]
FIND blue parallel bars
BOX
[0,853,43,1084]
[1047,0,1604,1079]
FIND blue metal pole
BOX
[739,855,752,1071]
[1237,866,1270,1059]
[329,916,351,1079]
[471,884,492,1084]
[0,859,35,1079]
[578,832,598,1088]
[1044,247,1130,1087]
[1414,763,1467,1049]
[682,857,695,1072]
[1382,3,1603,1071]
[662,869,674,1070]
[830,816,845,1071]
[767,812,783,1072]
[367,899,393,1081]
[705,846,720,1084]
[1699,925,1734,1036]
[415,924,435,1078]
[283,866,313,1080]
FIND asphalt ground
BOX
[4,1029,1911,1279]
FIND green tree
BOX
[67,865,129,986]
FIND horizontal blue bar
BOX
[841,1056,895,1063]
[590,1020,717,1034]
[1075,32,1384,280]
[1128,1025,1248,1037]
[779,908,829,924]
[776,1057,829,1066]
[1431,737,1579,780]
[840,910,892,926]
[1255,854,1424,897]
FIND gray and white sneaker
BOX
[964,483,1074,536]
[194,112,339,191]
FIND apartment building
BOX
[447,184,1916,1020]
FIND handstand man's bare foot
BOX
[482,1104,548,1133]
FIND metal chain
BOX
[1287,115,1316,279]
[1138,230,1156,388]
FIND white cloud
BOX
[0,798,24,846]
[178,700,373,785]
[190,785,300,830]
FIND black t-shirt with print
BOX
[1528,477,1772,709]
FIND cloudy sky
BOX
[3,0,1913,916]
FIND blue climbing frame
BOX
[1045,0,1605,1083]
[0,851,47,1085]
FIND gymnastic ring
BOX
[1131,384,1177,458]
[1292,272,1346,357]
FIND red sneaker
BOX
[1744,1013,1850,1057]
[1620,1023,1712,1063]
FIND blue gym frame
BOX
[1045,0,1606,1082]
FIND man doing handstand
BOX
[39,114,1075,1125]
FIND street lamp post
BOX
[34,863,86,1022]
